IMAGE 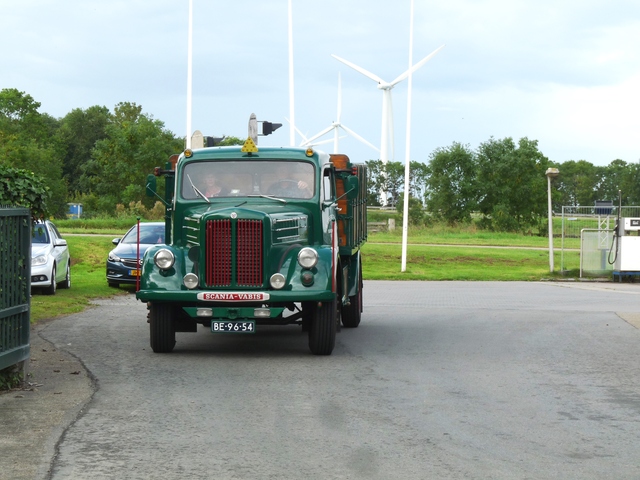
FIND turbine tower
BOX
[303,73,379,155]
[331,44,444,162]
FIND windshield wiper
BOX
[186,174,210,203]
[247,194,287,204]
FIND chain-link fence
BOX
[560,205,640,276]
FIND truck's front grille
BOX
[205,219,263,287]
[272,215,307,244]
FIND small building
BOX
[67,203,83,219]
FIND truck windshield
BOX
[181,160,315,200]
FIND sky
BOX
[1,0,639,167]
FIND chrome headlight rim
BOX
[154,248,175,270]
[297,247,318,269]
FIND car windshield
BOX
[181,160,315,200]
[32,225,49,244]
[121,225,165,245]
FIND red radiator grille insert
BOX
[205,219,263,287]
[237,220,263,286]
[206,219,232,286]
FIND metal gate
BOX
[0,207,31,371]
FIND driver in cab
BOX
[267,163,312,199]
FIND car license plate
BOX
[129,269,140,276]
[211,321,255,333]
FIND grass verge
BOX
[31,223,584,323]
[362,243,579,280]
[30,235,133,323]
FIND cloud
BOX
[1,0,639,166]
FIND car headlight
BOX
[108,251,121,262]
[32,255,48,266]
[297,247,318,269]
[154,248,175,270]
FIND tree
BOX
[395,193,425,225]
[56,106,111,195]
[595,159,640,206]
[476,137,550,232]
[555,160,599,207]
[364,160,428,208]
[217,135,244,146]
[81,102,183,214]
[0,89,67,217]
[365,160,383,206]
[425,142,477,224]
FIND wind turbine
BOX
[284,118,345,148]
[287,0,296,146]
[331,44,444,162]
[303,73,380,155]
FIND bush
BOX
[396,195,425,226]
[0,164,49,220]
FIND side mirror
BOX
[146,174,157,197]
[346,176,359,200]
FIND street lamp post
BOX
[546,168,560,272]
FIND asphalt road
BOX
[11,281,640,479]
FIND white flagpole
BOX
[186,0,193,149]
[401,0,414,272]
[288,0,296,146]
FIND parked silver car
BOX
[31,220,71,295]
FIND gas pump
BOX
[610,194,640,280]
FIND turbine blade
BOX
[331,54,385,84]
[303,125,335,146]
[312,136,345,147]
[389,44,446,86]
[340,124,380,153]
[285,117,309,143]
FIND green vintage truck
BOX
[136,138,367,355]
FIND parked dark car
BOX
[31,220,71,295]
[106,222,165,287]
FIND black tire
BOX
[44,264,57,295]
[341,267,362,328]
[108,281,120,288]
[150,303,176,353]
[301,301,313,332]
[308,298,337,355]
[60,262,71,289]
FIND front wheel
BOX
[308,299,337,355]
[150,303,176,353]
[60,262,71,289]
[44,264,57,295]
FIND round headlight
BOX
[154,248,175,269]
[183,273,199,289]
[297,247,318,269]
[270,273,286,289]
